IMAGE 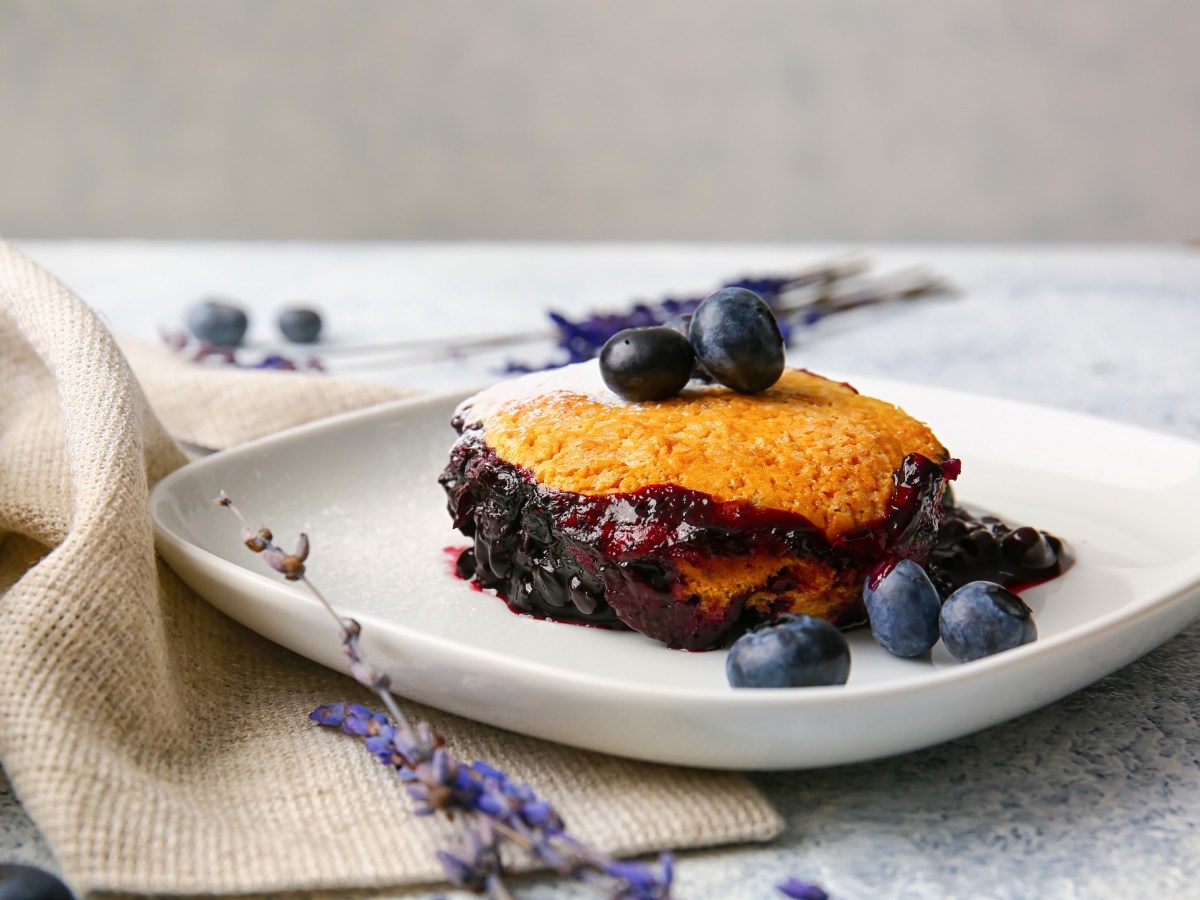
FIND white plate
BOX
[150,375,1200,770]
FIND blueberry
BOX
[863,558,941,657]
[278,307,323,343]
[0,864,74,900]
[939,581,1037,662]
[688,287,785,394]
[186,298,249,347]
[1000,526,1058,570]
[599,326,695,401]
[726,614,850,688]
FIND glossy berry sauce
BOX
[440,428,966,649]
[927,491,1065,597]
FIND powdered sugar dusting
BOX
[454,359,729,428]
[455,360,615,426]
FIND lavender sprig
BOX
[216,493,673,899]
[160,329,327,371]
[505,260,952,372]
[168,258,952,374]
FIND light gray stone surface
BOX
[3,243,1199,898]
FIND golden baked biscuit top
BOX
[457,363,947,538]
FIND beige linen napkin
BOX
[0,242,782,896]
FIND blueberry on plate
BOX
[599,326,696,401]
[726,614,850,688]
[0,864,74,900]
[939,580,1037,662]
[688,287,785,394]
[186,298,249,347]
[278,306,323,343]
[1000,525,1059,570]
[863,557,941,657]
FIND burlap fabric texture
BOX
[0,242,782,896]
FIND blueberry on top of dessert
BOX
[440,360,957,650]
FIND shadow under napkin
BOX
[0,242,782,895]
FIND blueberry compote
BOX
[927,487,1065,598]
[439,424,962,650]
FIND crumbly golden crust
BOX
[468,367,946,540]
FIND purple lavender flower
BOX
[163,327,324,371]
[310,701,673,897]
[604,852,675,899]
[241,525,273,552]
[261,533,308,580]
[503,261,954,372]
[309,703,348,727]
[470,760,565,833]
[777,877,830,899]
[254,353,299,370]
[505,271,825,372]
[174,259,946,379]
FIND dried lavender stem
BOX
[373,687,414,741]
[177,258,951,380]
[479,812,651,899]
[313,328,559,358]
[292,258,869,361]
[331,265,951,372]
[218,493,352,633]
[296,574,422,741]
[216,492,422,737]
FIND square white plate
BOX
[150,375,1200,770]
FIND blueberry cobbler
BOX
[443,360,965,648]
[439,289,1064,655]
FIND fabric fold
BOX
[0,241,782,896]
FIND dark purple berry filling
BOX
[928,499,1065,598]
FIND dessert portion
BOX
[440,361,958,650]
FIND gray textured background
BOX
[2,0,1198,240]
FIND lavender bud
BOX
[363,735,402,767]
[255,354,297,370]
[309,703,348,727]
[261,547,305,580]
[778,878,829,899]
[471,760,505,781]
[476,792,504,818]
[605,860,660,889]
[242,527,271,552]
[522,799,558,828]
